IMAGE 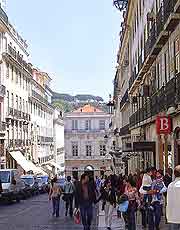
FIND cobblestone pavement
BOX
[0,194,169,230]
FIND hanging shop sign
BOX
[156,116,172,134]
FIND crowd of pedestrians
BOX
[48,165,180,230]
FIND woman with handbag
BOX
[49,176,62,217]
[124,179,140,230]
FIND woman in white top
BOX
[49,176,62,217]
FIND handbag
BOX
[74,209,81,224]
[118,200,129,213]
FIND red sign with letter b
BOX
[156,116,172,134]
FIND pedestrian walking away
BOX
[63,176,74,217]
[98,179,116,230]
[167,165,180,230]
[75,173,96,230]
[49,176,62,218]
[124,178,140,230]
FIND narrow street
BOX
[0,194,169,230]
[0,194,81,230]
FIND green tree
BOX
[52,100,73,113]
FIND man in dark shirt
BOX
[75,173,96,230]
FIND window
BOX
[86,145,92,156]
[11,93,14,108]
[22,76,24,89]
[26,101,28,113]
[6,63,9,78]
[11,66,13,81]
[15,69,18,84]
[100,145,106,156]
[23,99,25,112]
[72,120,78,130]
[16,95,18,110]
[85,120,91,130]
[99,120,105,130]
[175,38,180,73]
[19,73,22,87]
[26,79,28,90]
[19,97,22,111]
[72,142,78,156]
[7,90,9,109]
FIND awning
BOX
[43,160,65,172]
[9,151,46,175]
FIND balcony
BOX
[129,69,138,89]
[0,7,8,32]
[0,122,6,132]
[120,90,129,109]
[119,124,130,136]
[163,0,179,30]
[9,108,30,121]
[129,72,180,128]
[0,84,5,98]
[8,108,14,116]
[65,129,106,134]
[6,45,32,74]
[38,136,53,143]
[129,1,180,92]
[31,90,52,108]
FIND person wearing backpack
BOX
[64,176,74,217]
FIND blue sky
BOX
[7,0,121,100]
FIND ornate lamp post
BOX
[113,0,128,11]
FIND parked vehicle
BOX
[36,177,45,193]
[18,180,32,199]
[37,175,49,193]
[0,169,22,203]
[21,175,39,196]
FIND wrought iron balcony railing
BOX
[0,6,8,24]
[130,73,180,127]
[0,84,5,97]
[0,122,6,131]
[120,90,129,109]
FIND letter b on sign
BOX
[156,116,172,134]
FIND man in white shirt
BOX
[167,165,180,229]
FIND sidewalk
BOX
[98,208,169,230]
[98,209,125,230]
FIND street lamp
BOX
[113,0,128,11]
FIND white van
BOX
[0,169,22,203]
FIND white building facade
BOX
[64,104,113,178]
[53,108,64,175]
[29,69,54,165]
[0,7,57,174]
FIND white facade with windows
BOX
[52,108,64,175]
[0,7,56,174]
[64,104,113,177]
[30,69,54,165]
